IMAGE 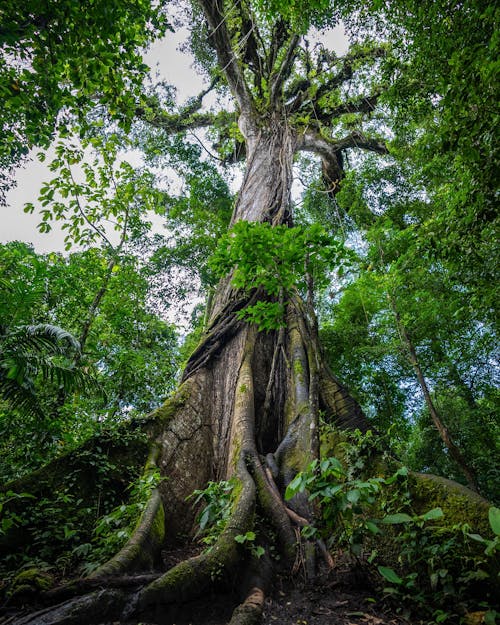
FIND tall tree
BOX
[2,2,496,623]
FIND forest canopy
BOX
[0,1,498,624]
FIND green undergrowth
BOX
[288,425,499,623]
[0,423,151,595]
[187,478,265,560]
[187,478,237,549]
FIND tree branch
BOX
[287,46,386,114]
[198,0,254,115]
[178,75,220,117]
[298,129,387,158]
[316,92,381,123]
[270,34,301,103]
[296,130,388,196]
[135,108,218,134]
[331,130,388,154]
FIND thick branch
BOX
[198,0,254,114]
[270,34,301,103]
[135,107,217,134]
[316,92,381,123]
[331,130,388,154]
[233,3,265,82]
[318,48,385,100]
[287,46,385,114]
[297,130,387,159]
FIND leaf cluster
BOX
[210,221,349,329]
[0,0,170,201]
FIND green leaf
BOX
[488,507,500,536]
[285,473,304,500]
[467,533,486,544]
[381,513,413,524]
[421,508,444,521]
[484,611,497,625]
[346,489,361,504]
[378,566,403,585]
[366,521,381,534]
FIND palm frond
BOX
[0,323,90,417]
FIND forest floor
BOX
[158,549,413,625]
[0,551,414,625]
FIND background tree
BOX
[0,241,179,481]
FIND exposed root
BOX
[228,586,265,625]
[91,488,164,578]
[90,446,165,578]
[229,549,272,625]
[40,574,161,604]
[124,456,256,621]
[246,452,296,568]
[11,589,127,625]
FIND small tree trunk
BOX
[388,294,479,492]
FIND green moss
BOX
[409,473,491,536]
[282,444,310,474]
[239,383,248,394]
[151,388,188,423]
[150,499,166,549]
[293,360,303,375]
[8,568,54,598]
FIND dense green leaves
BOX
[0,0,170,202]
[0,242,179,481]
[210,221,351,329]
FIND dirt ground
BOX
[260,565,411,625]
[158,554,413,625]
[0,552,414,625]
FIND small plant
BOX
[285,456,391,554]
[284,437,500,623]
[376,506,500,620]
[235,530,265,559]
[80,468,163,574]
[0,490,35,535]
[187,479,236,549]
[467,506,500,556]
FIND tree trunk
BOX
[6,115,372,625]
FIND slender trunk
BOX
[77,257,116,360]
[388,295,479,492]
[430,340,478,410]
[52,257,116,415]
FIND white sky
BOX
[1,25,348,253]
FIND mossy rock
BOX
[410,472,492,537]
[7,568,54,600]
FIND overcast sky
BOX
[1,24,348,253]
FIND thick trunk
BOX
[5,118,371,624]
